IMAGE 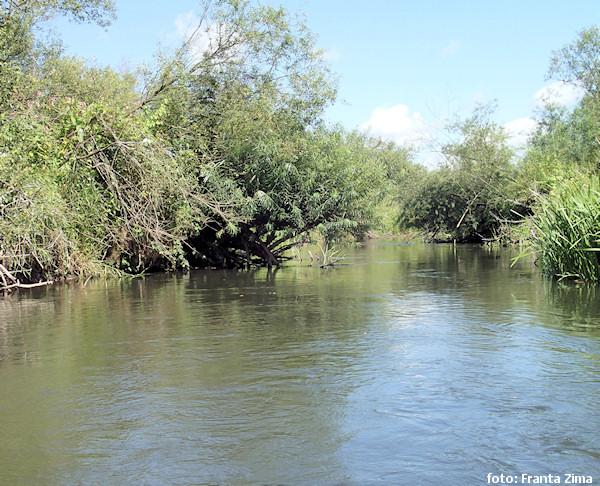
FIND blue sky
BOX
[49,0,600,158]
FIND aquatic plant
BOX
[528,175,600,281]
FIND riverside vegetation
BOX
[2,0,600,289]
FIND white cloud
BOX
[360,104,430,146]
[533,81,585,109]
[441,39,461,56]
[173,11,222,64]
[504,117,537,150]
[174,11,199,39]
[360,104,443,167]
[321,46,341,63]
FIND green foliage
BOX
[11,0,600,287]
[1,0,116,28]
[0,13,34,107]
[0,53,216,281]
[401,168,460,238]
[38,56,138,106]
[517,97,600,200]
[517,105,577,197]
[140,0,363,267]
[525,175,600,281]
[1,0,404,283]
[360,138,424,234]
[185,125,385,267]
[509,25,600,282]
[548,25,600,99]
[0,148,78,281]
[401,103,521,241]
[0,0,115,114]
[521,25,600,195]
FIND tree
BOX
[517,25,600,201]
[143,0,352,267]
[548,26,600,99]
[402,103,520,241]
[1,0,413,285]
[0,1,212,282]
[515,26,600,281]
[0,0,116,108]
[1,0,115,29]
[0,55,215,282]
[357,138,424,233]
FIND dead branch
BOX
[2,280,53,291]
[0,263,17,283]
[0,263,53,293]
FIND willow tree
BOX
[403,103,520,241]
[547,25,600,100]
[144,0,381,267]
[0,0,115,98]
[1,0,115,26]
[0,0,211,285]
[540,25,600,175]
[0,0,393,285]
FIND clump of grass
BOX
[528,175,600,282]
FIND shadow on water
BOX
[538,280,600,333]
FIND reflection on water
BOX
[1,243,599,485]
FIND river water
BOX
[1,242,599,485]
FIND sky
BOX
[49,0,600,163]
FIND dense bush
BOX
[400,104,522,242]
[1,0,417,287]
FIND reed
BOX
[530,175,600,282]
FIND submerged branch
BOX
[0,263,53,292]
[2,280,54,291]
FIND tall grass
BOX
[529,175,600,282]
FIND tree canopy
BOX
[548,25,600,99]
[2,3,600,288]
[0,0,419,289]
[1,0,116,28]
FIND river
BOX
[1,242,599,485]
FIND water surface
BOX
[1,243,599,485]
